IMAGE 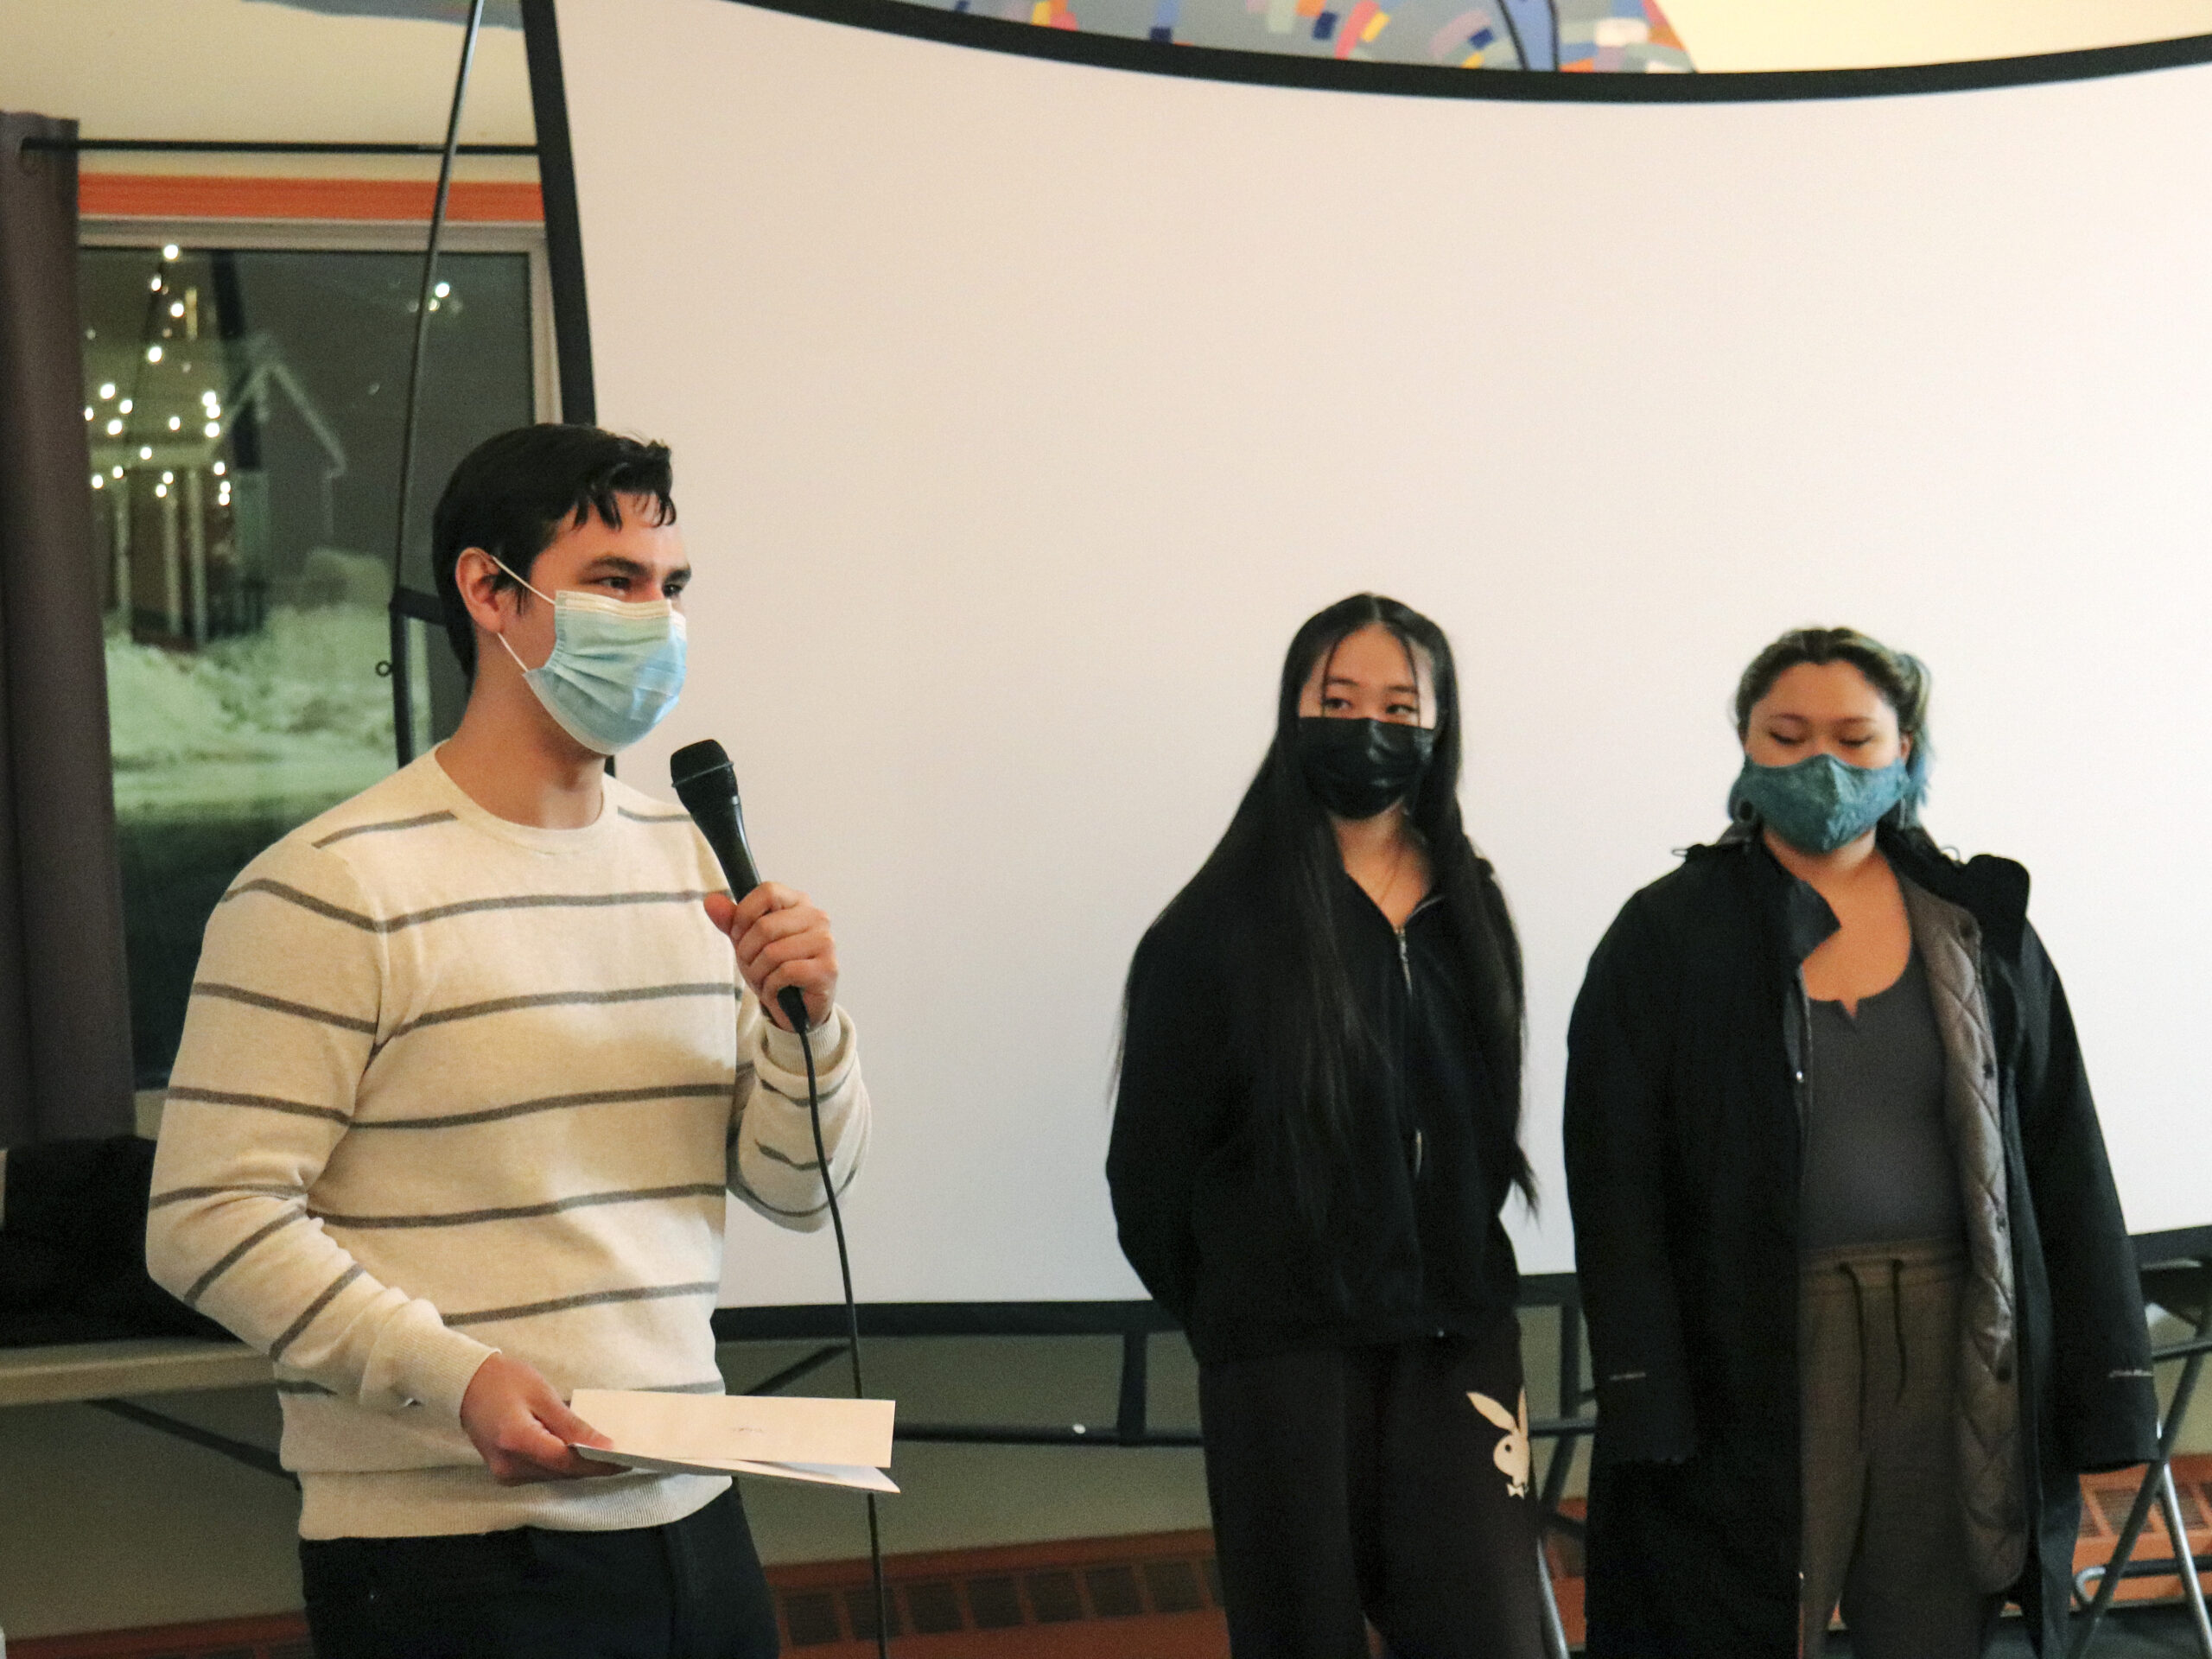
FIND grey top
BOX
[1802,948,1966,1253]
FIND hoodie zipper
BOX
[1396,893,1441,1178]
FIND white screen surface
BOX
[557,0,2212,1303]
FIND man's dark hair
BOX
[430,423,677,679]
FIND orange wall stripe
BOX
[79,174,543,223]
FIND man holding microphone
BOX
[148,424,867,1657]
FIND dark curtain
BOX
[0,113,135,1145]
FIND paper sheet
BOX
[568,1389,898,1492]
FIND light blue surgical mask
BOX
[493,562,687,755]
[1728,751,1910,856]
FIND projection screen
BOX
[553,0,2212,1305]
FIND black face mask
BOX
[1295,716,1435,821]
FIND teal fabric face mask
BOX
[494,563,687,755]
[1728,752,1910,855]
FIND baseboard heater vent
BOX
[767,1528,1228,1655]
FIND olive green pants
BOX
[1800,1238,2004,1657]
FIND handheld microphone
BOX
[670,738,810,1035]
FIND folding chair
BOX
[2068,1255,2212,1658]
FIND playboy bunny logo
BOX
[1469,1388,1530,1498]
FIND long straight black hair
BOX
[1155,593,1531,1224]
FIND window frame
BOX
[83,212,558,1089]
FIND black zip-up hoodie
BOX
[1108,863,1520,1363]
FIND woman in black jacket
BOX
[1565,626,2156,1658]
[1109,594,1544,1659]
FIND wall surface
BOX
[1664,0,2212,70]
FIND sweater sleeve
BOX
[2012,922,2159,1472]
[1563,894,1697,1465]
[145,840,497,1421]
[728,997,869,1230]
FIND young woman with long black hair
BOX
[1109,594,1546,1659]
[1564,627,2156,1658]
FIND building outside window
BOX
[82,220,552,1084]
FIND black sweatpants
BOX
[1198,1318,1548,1659]
[299,1485,779,1659]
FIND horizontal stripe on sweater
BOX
[352,1082,734,1132]
[312,1183,728,1230]
[312,810,457,848]
[190,983,378,1035]
[443,1281,721,1329]
[271,1264,365,1361]
[165,1085,351,1124]
[184,1205,307,1304]
[222,879,716,934]
[385,983,734,1044]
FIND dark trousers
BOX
[300,1485,779,1659]
[1198,1319,1548,1659]
[1801,1239,2004,1659]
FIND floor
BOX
[1948,1606,2204,1657]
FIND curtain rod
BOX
[21,138,535,156]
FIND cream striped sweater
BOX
[145,751,868,1539]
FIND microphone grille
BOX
[669,739,734,793]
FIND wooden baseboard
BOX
[9,1612,311,1659]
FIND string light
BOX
[155,484,168,499]
[162,244,180,260]
[204,422,221,438]
[84,406,94,421]
[99,382,116,399]
[148,275,163,292]
[161,471,174,484]
[138,446,153,460]
[168,301,185,319]
[146,346,162,363]
[92,474,105,490]
[111,467,124,480]
[212,461,226,476]
[105,419,123,435]
[167,415,181,430]
[434,281,451,298]
[118,398,132,413]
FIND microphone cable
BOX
[788,996,893,1659]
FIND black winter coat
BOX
[1564,826,2157,1656]
[1108,864,1521,1362]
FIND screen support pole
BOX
[386,0,488,769]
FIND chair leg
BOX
[2071,1286,2212,1659]
[2073,1464,2169,1657]
[1537,1535,1570,1659]
[2157,1463,2212,1658]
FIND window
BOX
[83,220,553,1084]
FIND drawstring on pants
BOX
[1836,1255,1914,1451]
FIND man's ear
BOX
[454,548,520,636]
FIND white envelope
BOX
[568,1389,898,1493]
